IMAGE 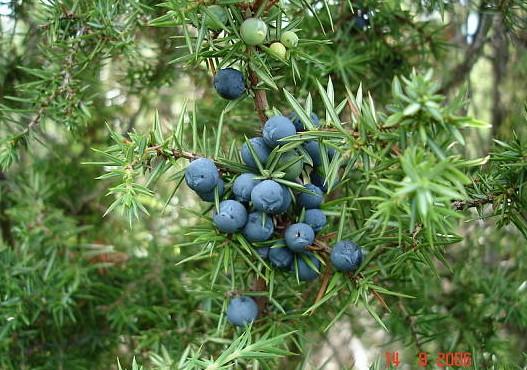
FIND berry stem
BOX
[248,63,269,124]
[148,145,241,174]
[310,259,332,315]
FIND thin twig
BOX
[27,26,88,132]
[248,69,269,124]
[398,301,424,353]
[311,261,332,315]
[452,194,496,211]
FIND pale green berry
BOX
[204,5,227,31]
[269,42,287,59]
[280,31,299,48]
[281,151,303,180]
[240,18,268,46]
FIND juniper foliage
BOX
[0,1,526,369]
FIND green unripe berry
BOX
[280,31,299,48]
[269,42,287,60]
[240,18,268,46]
[204,5,227,31]
[281,151,303,180]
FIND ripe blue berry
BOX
[304,209,327,233]
[185,158,220,193]
[241,137,271,169]
[212,200,248,233]
[226,296,258,327]
[297,184,323,209]
[310,170,328,193]
[256,247,269,260]
[276,185,292,214]
[295,253,321,281]
[213,68,246,100]
[330,240,363,272]
[240,18,267,46]
[311,168,339,193]
[289,112,320,132]
[233,173,260,203]
[303,140,336,167]
[251,180,284,214]
[197,178,225,202]
[303,140,322,167]
[351,10,370,32]
[242,212,274,242]
[269,246,294,270]
[262,115,296,148]
[284,223,315,252]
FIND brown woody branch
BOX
[249,69,269,124]
[439,10,494,95]
[452,195,496,211]
[252,0,279,13]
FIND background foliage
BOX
[0,1,526,369]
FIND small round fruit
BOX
[284,223,315,252]
[198,178,225,202]
[289,112,320,132]
[251,180,284,214]
[242,211,274,242]
[303,140,322,166]
[226,296,258,327]
[295,253,321,281]
[233,173,260,203]
[256,247,270,260]
[280,30,299,48]
[304,209,327,233]
[269,42,287,59]
[185,158,220,193]
[241,137,271,169]
[269,246,294,270]
[213,200,248,233]
[297,184,324,209]
[330,240,363,272]
[351,11,369,32]
[204,5,227,31]
[262,115,296,148]
[280,151,303,181]
[240,18,268,46]
[276,185,292,214]
[310,170,327,193]
[310,168,339,193]
[213,68,246,100]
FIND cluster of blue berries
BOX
[187,4,365,329]
[184,113,364,327]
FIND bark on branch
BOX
[440,11,494,94]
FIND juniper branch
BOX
[27,26,88,133]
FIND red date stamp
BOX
[385,351,472,368]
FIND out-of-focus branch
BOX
[452,194,497,211]
[490,16,509,137]
[249,70,270,124]
[440,11,494,94]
